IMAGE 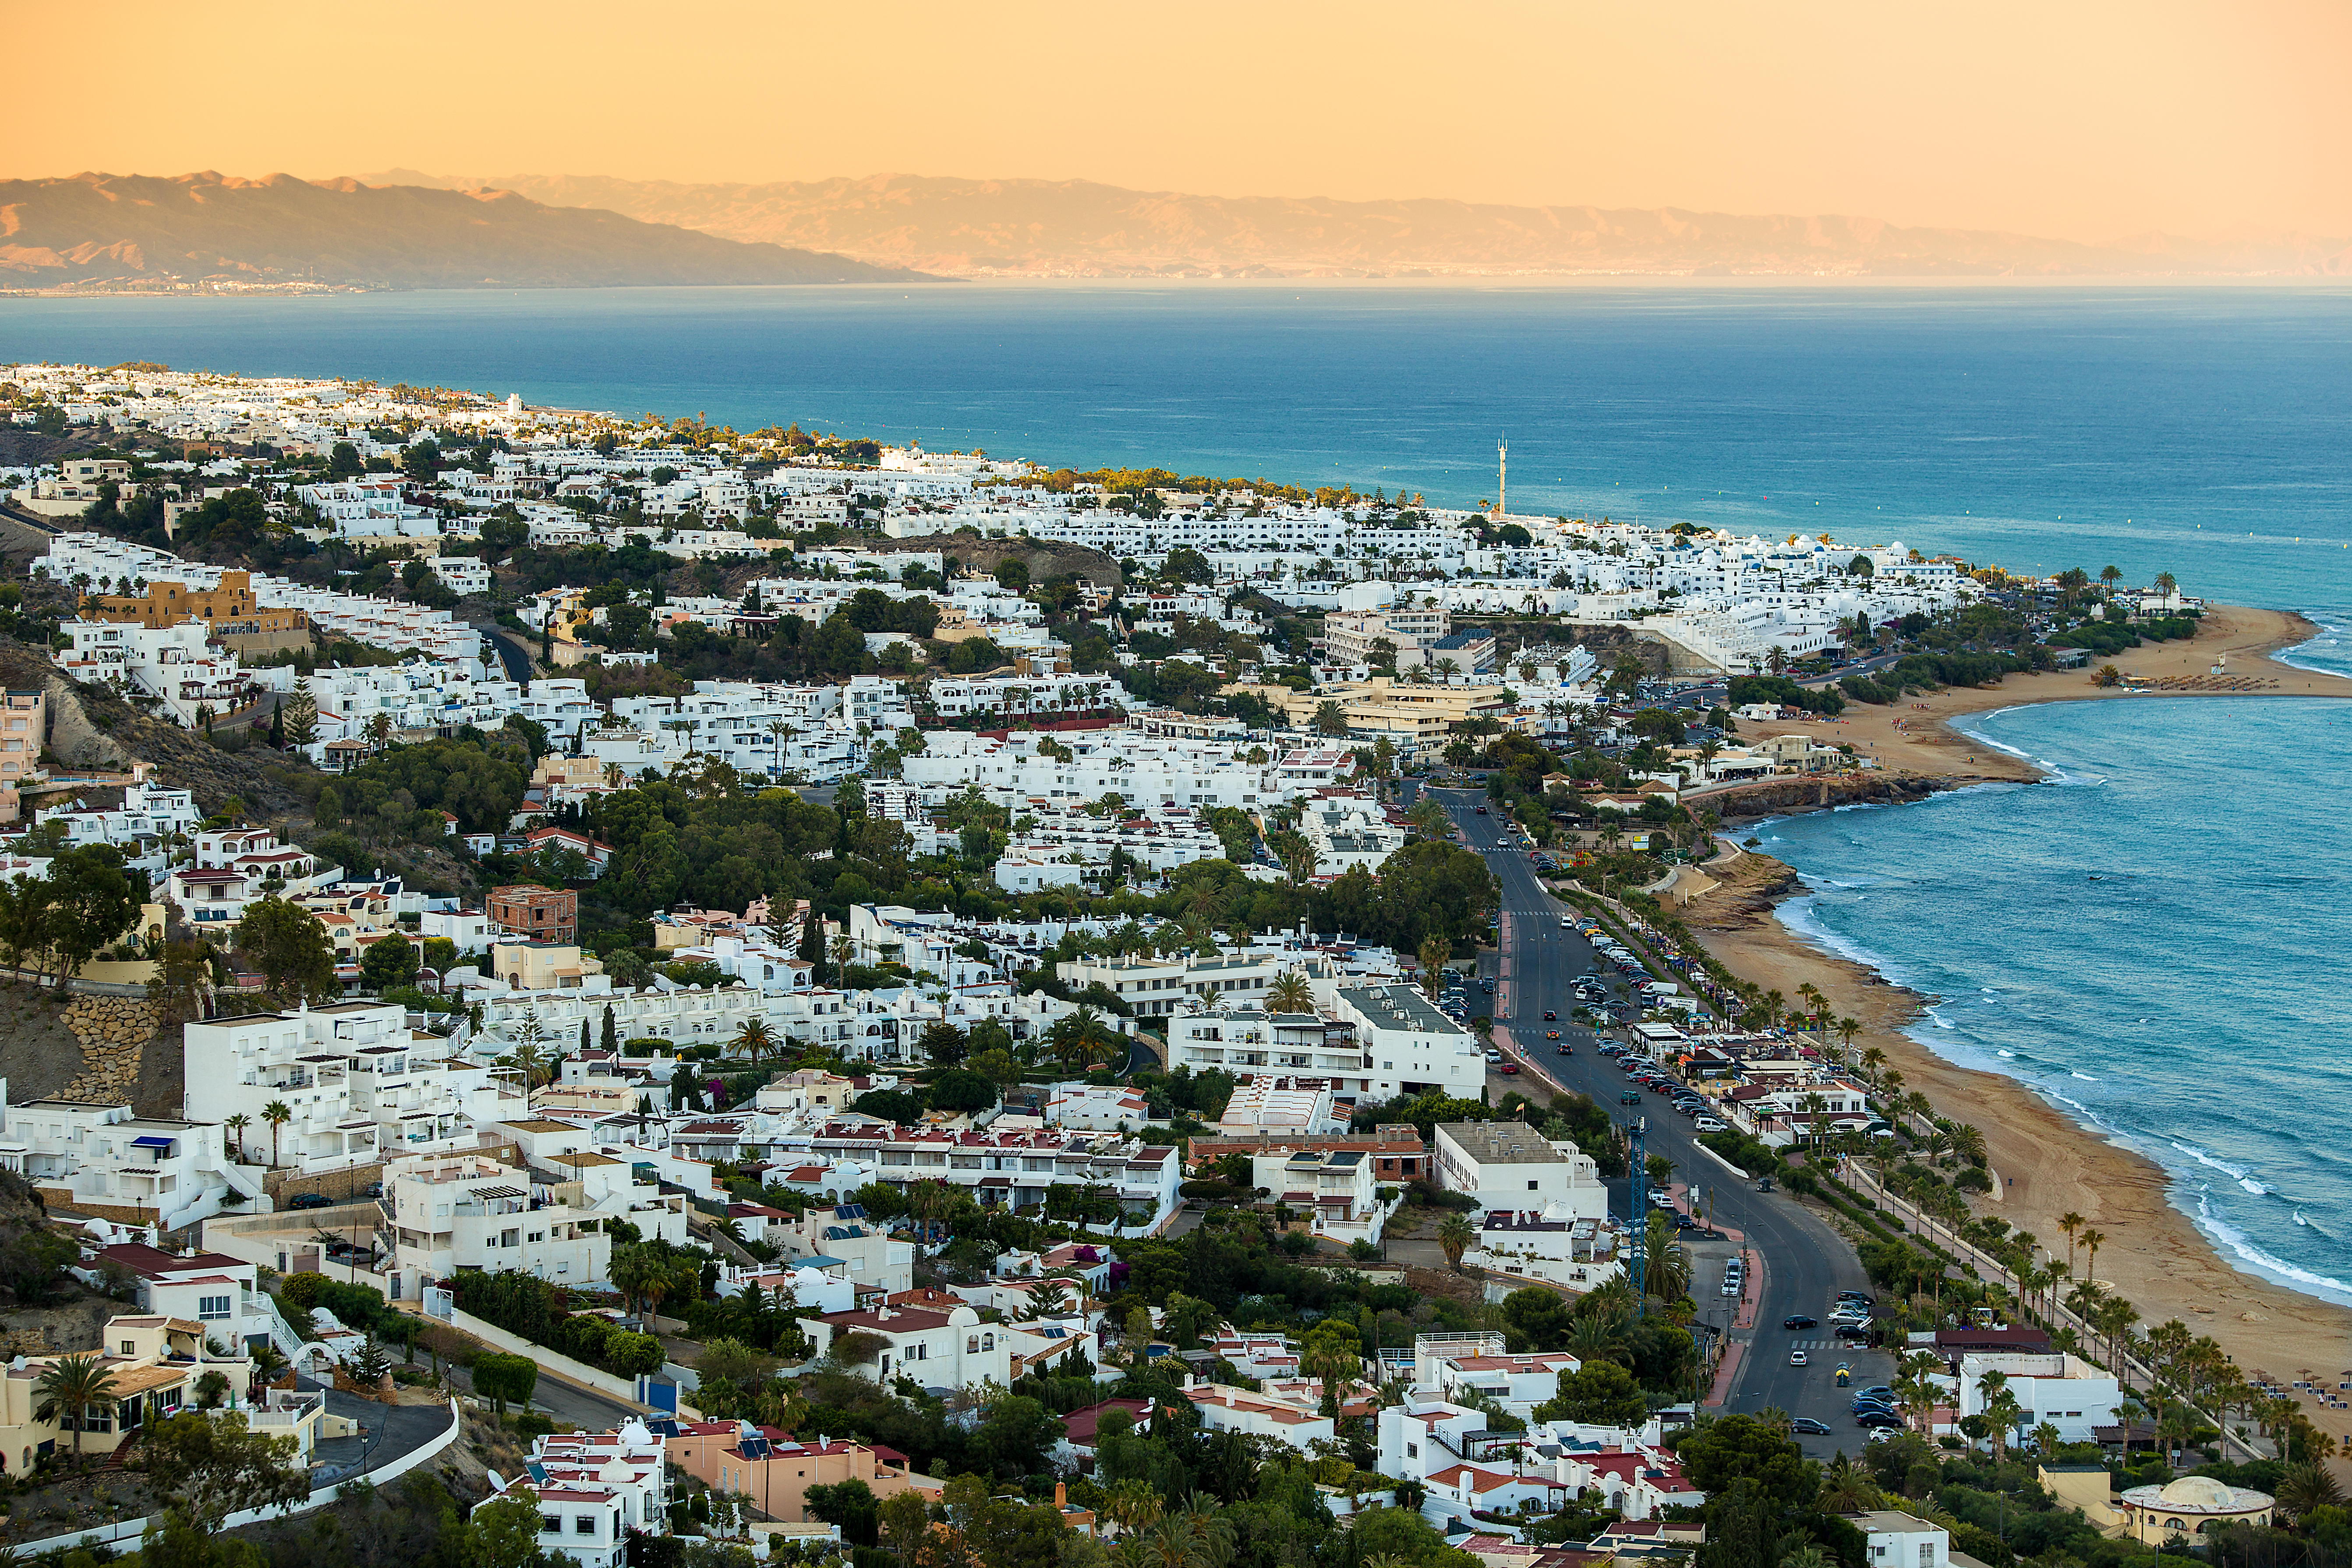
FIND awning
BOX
[130,1136,176,1150]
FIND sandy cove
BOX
[1737,602,2341,784]
[1680,605,2352,1456]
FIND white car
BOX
[1694,1115,1728,1132]
[1790,1350,1808,1367]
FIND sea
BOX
[4,280,2351,1301]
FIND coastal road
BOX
[1433,789,1894,1456]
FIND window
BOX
[1528,1180,1539,1190]
[120,1340,136,1356]
[197,1294,232,1320]
[1917,1547,1934,1568]
[541,1515,563,1534]
[577,1516,598,1535]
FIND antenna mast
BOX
[1497,435,1508,520]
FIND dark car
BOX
[288,1193,335,1210]
[1855,1410,1905,1430]
[1854,1385,1895,1400]
[1620,1090,1643,1104]
[1792,1417,1833,1435]
[1543,1010,1557,1021]
[1834,1324,1874,1342]
[1555,1043,1574,1055]
[1475,806,1488,815]
[1783,1315,1818,1330]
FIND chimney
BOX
[1056,1480,1068,1510]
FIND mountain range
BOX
[0,171,930,290]
[373,170,2352,279]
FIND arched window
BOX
[982,1333,994,1351]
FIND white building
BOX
[1435,1122,1609,1221]
[382,1150,612,1297]
[182,1001,516,1175]
[803,1300,1013,1392]
[0,1087,250,1232]
[1956,1352,2122,1447]
[483,1421,673,1568]
[1852,1511,1951,1568]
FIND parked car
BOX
[289,1193,335,1210]
[1834,1324,1873,1342]
[1792,1417,1832,1435]
[1497,1062,1519,1074]
[1694,1115,1727,1131]
[1855,1410,1904,1430]
[1622,1090,1644,1104]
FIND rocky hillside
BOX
[0,171,939,290]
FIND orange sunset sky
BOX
[15,0,2351,242]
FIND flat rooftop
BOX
[1439,1122,1570,1165]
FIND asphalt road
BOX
[442,1356,645,1430]
[1431,788,1894,1457]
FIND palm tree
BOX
[248,1340,291,1398]
[1103,1478,1165,1539]
[731,1016,776,1064]
[262,1100,292,1168]
[2078,1227,2106,1289]
[1567,1305,1632,1365]
[1819,1453,1878,1513]
[2057,1211,2085,1281]
[2275,1461,2345,1522]
[1436,1213,1478,1271]
[35,1354,120,1465]
[1417,935,1450,1000]
[223,1112,251,1163]
[1266,970,1314,1015]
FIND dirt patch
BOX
[0,1294,120,1356]
[1402,1264,1486,1312]
[0,985,93,1102]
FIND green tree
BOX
[1535,1358,1648,1426]
[138,1409,309,1527]
[471,1352,539,1419]
[358,931,419,991]
[41,845,142,984]
[236,894,338,1005]
[280,679,318,748]
[465,1490,556,1568]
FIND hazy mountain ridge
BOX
[0,171,932,290]
[374,170,2352,278]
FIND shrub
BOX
[277,1271,329,1321]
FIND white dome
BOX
[2156,1476,2252,1512]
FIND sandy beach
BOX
[1731,603,2342,785]
[1680,606,2352,1458]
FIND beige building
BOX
[492,941,606,992]
[0,1315,243,1470]
[81,571,311,655]
[666,1424,939,1524]
[1224,677,1510,745]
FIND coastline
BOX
[1681,607,2352,1455]
[1709,603,2344,789]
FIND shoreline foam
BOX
[1681,608,2352,1456]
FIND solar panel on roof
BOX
[738,1437,770,1460]
[835,1203,867,1220]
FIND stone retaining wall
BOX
[59,994,159,1102]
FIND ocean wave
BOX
[2192,1193,2352,1303]
[2171,1141,2251,1181]
[2071,1070,2097,1080]
[1996,1049,2017,1058]
[2240,1178,2269,1196]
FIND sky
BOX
[14,0,2351,242]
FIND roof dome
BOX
[2157,1476,2243,1511]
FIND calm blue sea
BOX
[5,281,2350,1297]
